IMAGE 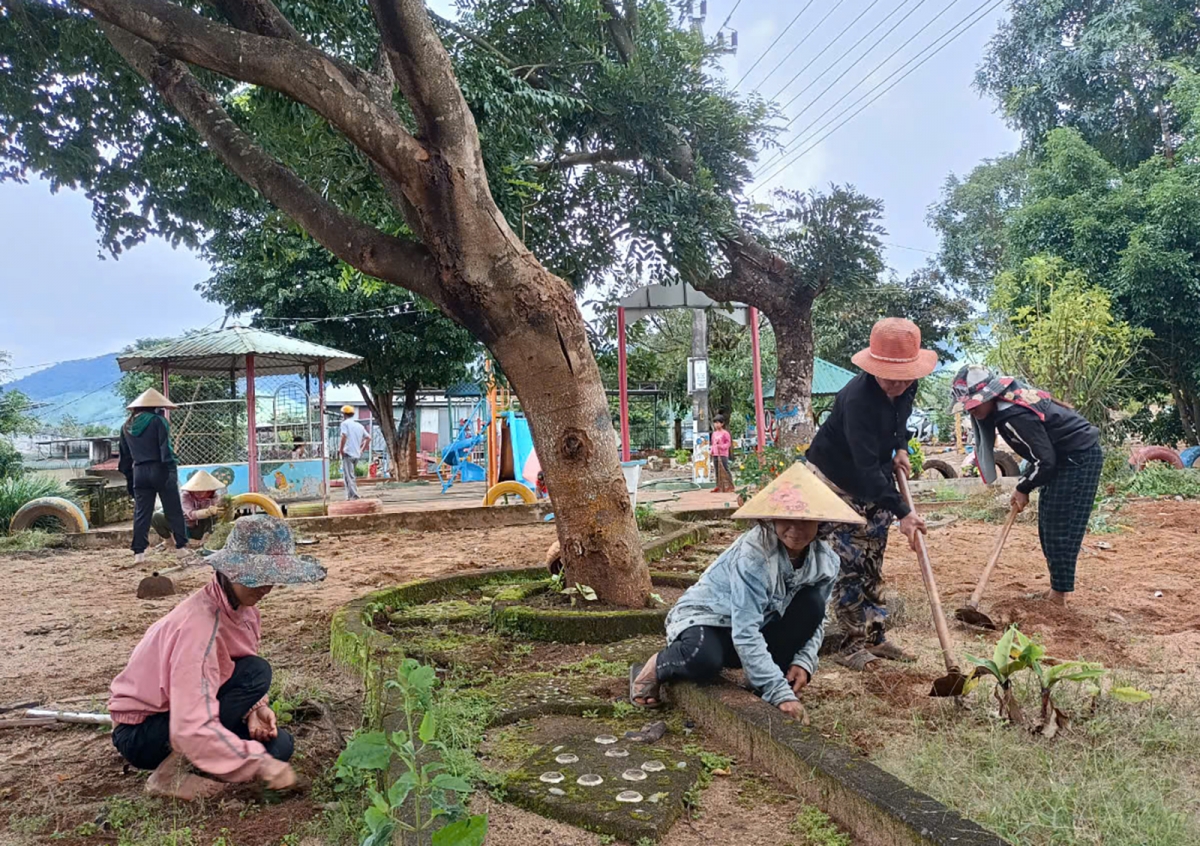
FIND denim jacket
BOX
[664,527,838,706]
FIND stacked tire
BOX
[1129,446,1184,471]
[328,498,383,516]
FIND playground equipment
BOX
[435,396,490,493]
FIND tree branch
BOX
[99,25,444,306]
[79,0,425,184]
[598,0,635,63]
[365,0,480,159]
[429,10,515,67]
[529,149,637,170]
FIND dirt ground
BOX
[2,500,1197,845]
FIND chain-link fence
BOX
[607,389,668,454]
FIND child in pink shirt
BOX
[711,415,735,493]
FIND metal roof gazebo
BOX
[117,325,361,500]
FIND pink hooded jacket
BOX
[108,575,270,782]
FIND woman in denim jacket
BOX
[630,463,864,720]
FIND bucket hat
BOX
[181,469,226,493]
[205,515,326,588]
[732,461,865,524]
[949,364,1007,414]
[850,318,938,381]
[127,388,177,410]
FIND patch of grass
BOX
[1118,466,1200,499]
[561,654,627,678]
[610,700,639,721]
[82,797,208,846]
[0,474,77,534]
[7,813,51,835]
[635,503,661,532]
[0,529,68,553]
[944,487,1010,523]
[786,805,851,846]
[874,684,1200,845]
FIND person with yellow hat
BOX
[337,405,369,500]
[118,388,188,565]
[151,469,226,548]
[806,317,938,671]
[629,463,864,719]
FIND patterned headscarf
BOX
[947,365,1054,484]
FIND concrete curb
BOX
[671,680,1010,846]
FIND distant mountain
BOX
[3,354,125,426]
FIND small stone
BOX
[552,745,564,753]
[555,753,579,765]
[1107,612,1128,624]
[577,774,603,787]
[539,772,565,784]
[648,792,669,803]
[640,760,666,773]
[604,748,629,758]
[622,769,648,782]
[676,761,687,769]
[594,735,618,745]
[616,791,643,803]
[548,787,566,796]
[1154,591,1164,598]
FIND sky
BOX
[0,0,1018,373]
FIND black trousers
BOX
[131,461,187,554]
[655,583,825,685]
[111,656,294,772]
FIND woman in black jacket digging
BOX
[950,365,1102,607]
[118,388,190,566]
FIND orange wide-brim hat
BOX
[850,317,939,381]
[732,461,864,525]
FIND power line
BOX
[777,0,933,112]
[753,0,1005,190]
[732,0,818,90]
[717,0,743,30]
[754,0,967,176]
[751,0,852,94]
[763,0,887,102]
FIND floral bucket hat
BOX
[205,515,326,588]
[949,364,1008,414]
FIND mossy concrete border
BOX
[670,680,1010,846]
[642,523,710,564]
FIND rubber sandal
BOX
[832,649,880,671]
[629,662,662,709]
[867,640,916,662]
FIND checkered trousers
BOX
[1037,442,1104,592]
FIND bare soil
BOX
[2,500,1196,844]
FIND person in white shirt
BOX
[337,406,370,500]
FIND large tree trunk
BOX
[362,386,405,481]
[769,300,817,447]
[396,381,419,481]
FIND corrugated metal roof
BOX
[117,325,362,377]
[763,358,857,399]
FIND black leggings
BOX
[111,656,294,771]
[655,584,825,685]
[131,461,187,554]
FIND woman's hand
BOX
[778,700,809,723]
[897,512,927,551]
[786,665,810,695]
[247,704,278,742]
[893,450,912,479]
[1011,490,1030,513]
[258,757,296,790]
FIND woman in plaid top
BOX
[951,365,1101,607]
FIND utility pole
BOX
[691,309,710,434]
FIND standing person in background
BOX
[337,406,369,501]
[950,365,1102,607]
[711,415,735,493]
[119,388,188,565]
[806,318,937,670]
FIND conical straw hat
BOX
[732,461,865,524]
[181,469,225,492]
[127,388,177,410]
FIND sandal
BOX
[867,640,916,662]
[832,649,880,671]
[629,661,662,709]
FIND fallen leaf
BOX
[711,768,731,777]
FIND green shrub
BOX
[0,440,22,480]
[0,475,76,534]
[673,449,691,465]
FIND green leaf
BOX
[431,815,488,846]
[364,806,390,833]
[361,820,395,846]
[409,664,438,695]
[965,654,1003,679]
[388,772,416,808]
[991,626,1019,674]
[576,583,598,601]
[368,787,389,814]
[1110,686,1152,703]
[338,731,392,771]
[432,773,474,794]
[419,710,437,743]
[422,762,448,777]
[1044,661,1106,687]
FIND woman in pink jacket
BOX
[108,515,326,800]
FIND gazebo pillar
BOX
[246,353,259,493]
[749,307,766,453]
[318,361,327,502]
[161,363,170,421]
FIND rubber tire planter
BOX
[1179,445,1200,469]
[482,481,536,506]
[921,459,959,480]
[993,451,1021,477]
[286,501,328,518]
[9,497,89,534]
[230,492,284,518]
[328,498,382,516]
[1129,446,1184,471]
